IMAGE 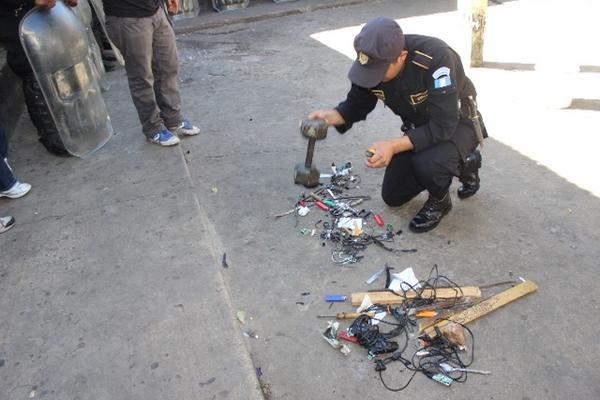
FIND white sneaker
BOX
[169,120,200,136]
[0,181,32,199]
[0,215,15,234]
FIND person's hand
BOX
[65,0,78,7]
[307,109,345,127]
[365,140,396,169]
[35,0,56,9]
[166,0,180,15]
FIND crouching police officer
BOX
[309,17,486,233]
[0,0,78,157]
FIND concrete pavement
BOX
[0,64,263,400]
[2,0,600,399]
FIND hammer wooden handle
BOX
[336,311,375,319]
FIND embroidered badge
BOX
[358,52,369,65]
[432,66,452,89]
[410,90,428,105]
[371,89,385,101]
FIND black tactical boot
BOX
[457,150,481,199]
[23,74,71,157]
[409,192,452,233]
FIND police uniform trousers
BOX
[381,118,477,205]
[0,126,17,192]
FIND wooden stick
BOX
[351,287,482,306]
[420,280,538,336]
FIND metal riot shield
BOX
[72,0,108,91]
[212,0,250,13]
[87,0,125,67]
[20,1,113,158]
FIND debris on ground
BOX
[260,382,272,400]
[325,294,347,302]
[317,265,537,391]
[221,252,229,268]
[276,162,417,264]
[321,320,351,356]
[243,330,259,339]
[236,310,246,324]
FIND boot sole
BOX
[457,186,480,199]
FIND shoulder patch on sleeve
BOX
[432,66,452,89]
[432,66,450,79]
[411,50,433,70]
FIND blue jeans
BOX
[0,126,17,191]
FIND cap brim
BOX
[348,60,388,89]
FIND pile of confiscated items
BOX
[276,162,416,264]
[320,265,538,391]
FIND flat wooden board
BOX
[351,287,482,306]
[420,280,538,336]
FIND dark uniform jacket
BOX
[0,1,34,41]
[335,34,486,160]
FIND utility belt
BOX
[401,95,486,146]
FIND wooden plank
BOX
[351,287,482,307]
[420,280,538,336]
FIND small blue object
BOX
[434,75,451,89]
[325,295,347,302]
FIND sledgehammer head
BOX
[300,119,328,140]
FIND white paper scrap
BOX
[371,311,388,326]
[356,294,373,313]
[337,218,363,231]
[297,206,310,216]
[388,267,421,292]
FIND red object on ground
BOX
[316,201,329,211]
[337,330,359,344]
[374,214,384,227]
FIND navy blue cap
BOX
[348,18,405,88]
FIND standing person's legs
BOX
[151,10,183,130]
[106,14,165,138]
[0,127,17,192]
[0,126,31,198]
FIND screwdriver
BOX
[317,311,376,320]
[439,363,491,375]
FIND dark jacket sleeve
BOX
[406,50,462,152]
[3,0,34,7]
[333,84,378,134]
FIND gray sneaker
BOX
[0,215,15,234]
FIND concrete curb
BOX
[174,0,377,34]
